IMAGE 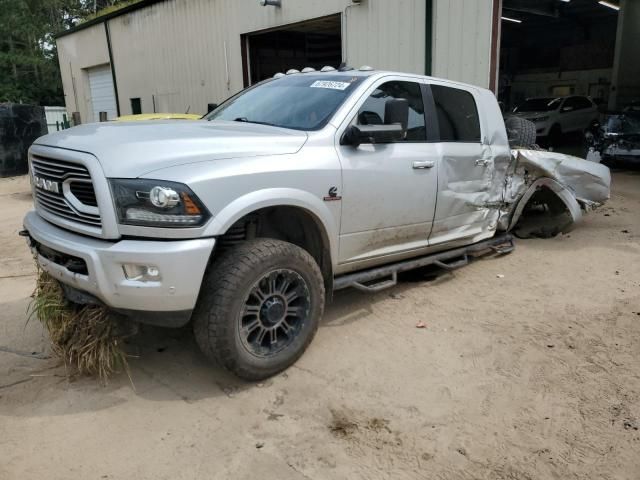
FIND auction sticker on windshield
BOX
[310,80,351,91]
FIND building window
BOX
[130,98,142,115]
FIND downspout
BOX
[425,0,433,75]
[104,21,121,116]
[341,1,361,65]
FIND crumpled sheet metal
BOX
[498,149,611,230]
[511,149,611,204]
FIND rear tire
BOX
[193,238,325,381]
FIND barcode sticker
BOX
[310,80,351,91]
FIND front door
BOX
[336,78,439,266]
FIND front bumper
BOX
[24,211,215,325]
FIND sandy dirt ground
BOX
[1,170,639,480]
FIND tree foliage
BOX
[0,0,124,105]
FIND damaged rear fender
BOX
[507,177,582,234]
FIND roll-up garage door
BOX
[88,64,117,122]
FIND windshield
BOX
[205,74,366,131]
[605,112,640,134]
[514,98,561,113]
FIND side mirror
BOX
[341,124,405,147]
[341,98,409,147]
[207,103,218,113]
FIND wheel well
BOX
[511,186,574,239]
[217,206,333,293]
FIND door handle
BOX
[412,160,435,169]
[475,158,490,167]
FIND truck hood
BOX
[34,120,308,178]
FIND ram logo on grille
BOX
[33,174,60,194]
[30,155,102,228]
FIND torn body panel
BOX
[498,149,611,235]
[430,86,514,245]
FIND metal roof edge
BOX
[55,0,169,39]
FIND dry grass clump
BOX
[28,269,131,382]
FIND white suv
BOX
[511,96,599,141]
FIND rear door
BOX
[427,83,497,246]
[559,96,591,132]
[573,96,598,130]
[336,77,439,266]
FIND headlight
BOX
[109,179,210,228]
[533,116,549,123]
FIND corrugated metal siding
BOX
[56,23,111,122]
[431,0,493,88]
[106,0,427,116]
[57,0,494,118]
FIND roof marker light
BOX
[320,66,336,72]
[359,65,374,71]
[273,72,285,78]
[286,69,300,75]
[301,67,316,73]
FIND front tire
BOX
[193,239,325,380]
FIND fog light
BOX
[123,264,162,281]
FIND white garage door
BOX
[88,64,117,122]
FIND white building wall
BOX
[57,0,495,119]
[431,0,494,89]
[56,23,110,123]
[610,0,640,109]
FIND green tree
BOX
[0,0,125,105]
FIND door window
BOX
[430,85,481,142]
[573,97,593,110]
[562,96,592,111]
[357,81,426,141]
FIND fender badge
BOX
[323,186,341,201]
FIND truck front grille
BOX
[31,155,102,228]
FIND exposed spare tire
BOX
[505,116,537,148]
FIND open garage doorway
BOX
[499,0,620,111]
[242,14,341,86]
[497,0,628,152]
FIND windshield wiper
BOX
[233,117,277,127]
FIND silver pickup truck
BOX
[23,68,610,380]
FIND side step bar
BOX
[333,234,514,293]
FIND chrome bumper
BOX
[23,211,215,316]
